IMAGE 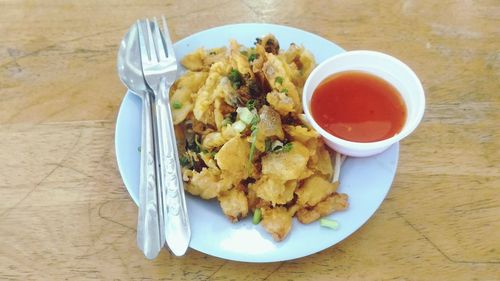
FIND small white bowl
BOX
[302,50,425,157]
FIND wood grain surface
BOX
[1,0,499,280]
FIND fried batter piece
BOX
[263,54,301,112]
[257,34,280,55]
[215,136,251,183]
[186,167,232,199]
[249,176,295,206]
[218,187,249,222]
[181,47,227,71]
[170,71,209,124]
[295,175,339,207]
[296,193,348,224]
[261,207,292,241]
[261,141,310,181]
[312,142,333,179]
[266,90,295,116]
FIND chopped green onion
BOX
[179,155,190,167]
[228,68,243,89]
[194,134,201,148]
[221,117,233,126]
[282,142,293,153]
[248,128,258,164]
[172,101,182,109]
[275,76,284,85]
[280,88,288,94]
[264,138,272,152]
[270,141,293,153]
[249,114,260,130]
[194,134,205,153]
[236,107,254,124]
[320,218,339,230]
[248,53,257,62]
[246,99,256,111]
[271,140,283,151]
[232,120,246,133]
[252,208,262,224]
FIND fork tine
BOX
[152,17,167,61]
[161,16,176,60]
[146,18,159,63]
[137,20,150,63]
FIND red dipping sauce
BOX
[311,71,407,143]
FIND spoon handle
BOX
[154,78,191,256]
[137,91,163,259]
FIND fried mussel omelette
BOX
[169,35,348,241]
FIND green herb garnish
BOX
[252,208,262,224]
[247,115,260,170]
[246,99,256,111]
[248,128,258,165]
[270,141,292,153]
[172,101,182,109]
[193,134,205,153]
[237,107,254,124]
[281,142,293,152]
[179,155,190,167]
[249,114,260,131]
[275,76,284,85]
[264,138,272,152]
[221,117,233,126]
[228,68,243,89]
[248,53,257,62]
[320,218,339,230]
[280,88,288,94]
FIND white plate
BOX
[115,23,399,262]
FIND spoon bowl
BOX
[117,24,148,95]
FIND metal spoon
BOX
[117,23,164,259]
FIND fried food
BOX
[296,193,348,224]
[261,207,292,241]
[295,175,338,207]
[218,187,249,222]
[172,35,348,241]
[261,141,310,181]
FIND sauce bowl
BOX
[302,50,425,157]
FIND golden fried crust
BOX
[261,141,310,181]
[215,136,251,183]
[296,193,348,224]
[218,188,249,222]
[249,176,296,206]
[295,175,339,207]
[261,207,293,241]
[187,167,232,199]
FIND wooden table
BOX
[1,1,498,280]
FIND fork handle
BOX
[153,78,191,256]
[137,91,164,259]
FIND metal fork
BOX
[137,16,191,256]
